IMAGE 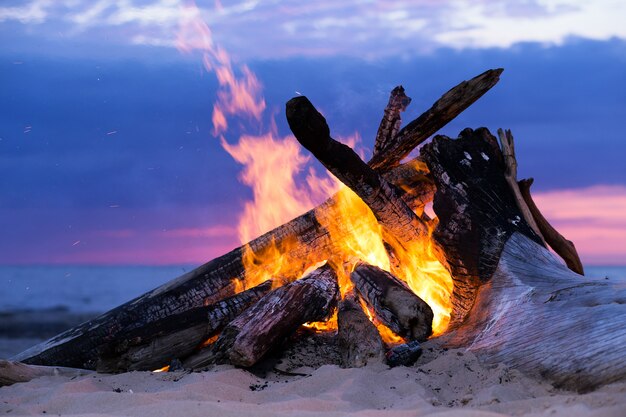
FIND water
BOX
[0,265,624,314]
[0,265,195,313]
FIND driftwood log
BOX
[421,128,626,392]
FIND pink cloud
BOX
[533,185,626,265]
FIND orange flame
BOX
[176,3,453,340]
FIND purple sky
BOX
[1,0,625,265]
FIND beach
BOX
[1,345,625,416]
[1,266,625,416]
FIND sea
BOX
[1,265,625,315]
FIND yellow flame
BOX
[176,3,453,340]
[152,365,169,373]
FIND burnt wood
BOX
[95,280,273,372]
[189,265,339,368]
[421,127,543,325]
[351,263,433,341]
[374,86,411,156]
[369,68,503,170]
[286,96,428,246]
[337,292,385,367]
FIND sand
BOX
[1,345,624,417]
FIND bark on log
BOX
[286,96,428,246]
[0,360,93,387]
[368,68,503,170]
[421,127,543,325]
[497,128,545,243]
[518,178,584,275]
[374,86,411,156]
[188,265,339,368]
[95,280,273,372]
[423,127,624,391]
[350,263,433,341]
[337,291,385,368]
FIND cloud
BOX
[2,0,626,59]
[533,185,626,265]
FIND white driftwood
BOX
[444,232,626,392]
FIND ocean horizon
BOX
[1,264,625,315]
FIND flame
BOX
[359,297,406,347]
[176,2,453,340]
[152,365,169,373]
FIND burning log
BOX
[518,178,584,275]
[95,280,273,372]
[286,95,428,246]
[187,265,339,368]
[337,291,385,368]
[421,128,626,391]
[351,263,433,341]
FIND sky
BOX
[1,0,625,266]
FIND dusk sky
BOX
[1,0,625,266]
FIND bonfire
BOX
[2,67,624,394]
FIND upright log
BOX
[337,291,385,368]
[422,127,626,391]
[421,127,543,325]
[350,263,433,341]
[374,86,411,156]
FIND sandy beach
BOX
[2,335,624,417]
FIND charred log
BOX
[423,127,625,391]
[374,86,411,156]
[337,291,385,368]
[95,280,273,373]
[351,263,433,341]
[188,265,339,368]
[421,127,543,325]
[286,95,428,246]
[369,68,503,170]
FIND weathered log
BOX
[286,95,428,246]
[443,233,625,392]
[337,291,385,368]
[188,265,339,368]
[374,86,411,156]
[95,280,273,373]
[0,360,92,387]
[422,128,625,391]
[368,68,503,170]
[421,127,543,325]
[350,263,433,341]
[518,178,584,275]
[497,128,545,243]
